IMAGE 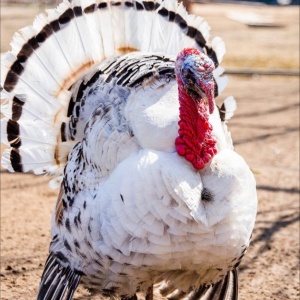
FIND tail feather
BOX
[200,269,238,300]
[219,96,237,122]
[38,253,83,300]
[158,269,238,300]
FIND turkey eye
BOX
[201,188,213,202]
[185,73,195,85]
[181,68,196,85]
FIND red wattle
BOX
[175,80,217,170]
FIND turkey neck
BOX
[175,80,217,170]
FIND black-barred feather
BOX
[37,253,83,300]
[202,269,238,300]
[158,269,238,300]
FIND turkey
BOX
[1,0,257,299]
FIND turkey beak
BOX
[199,80,215,114]
[184,81,215,114]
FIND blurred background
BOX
[1,0,300,5]
[1,1,299,299]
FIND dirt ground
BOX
[1,2,299,300]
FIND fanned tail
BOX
[1,0,227,176]
[37,253,83,300]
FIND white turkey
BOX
[0,0,257,299]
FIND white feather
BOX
[212,36,226,64]
[223,96,237,121]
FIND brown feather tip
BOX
[55,184,65,226]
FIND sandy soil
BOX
[1,2,299,300]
